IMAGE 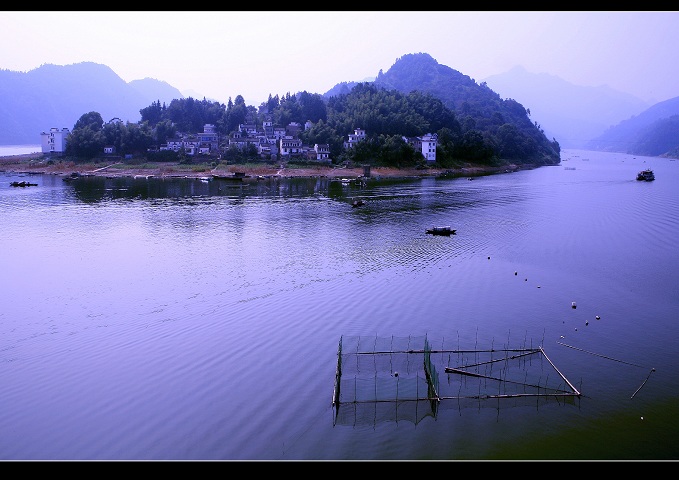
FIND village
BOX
[40,116,439,165]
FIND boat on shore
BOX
[426,226,456,236]
[636,169,655,181]
[212,172,251,182]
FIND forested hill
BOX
[585,96,679,156]
[369,53,560,165]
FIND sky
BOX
[1,11,678,106]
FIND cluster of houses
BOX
[40,116,438,164]
[157,119,438,164]
[158,120,332,162]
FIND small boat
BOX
[426,226,456,236]
[9,181,38,187]
[62,172,82,182]
[636,169,655,181]
[212,172,251,182]
[352,199,365,208]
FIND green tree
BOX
[66,111,106,159]
[153,119,177,146]
[139,100,165,127]
[73,111,104,132]
[101,120,125,153]
[122,122,154,155]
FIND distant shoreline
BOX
[0,152,525,181]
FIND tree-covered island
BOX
[20,54,562,177]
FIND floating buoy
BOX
[488,256,491,260]
[571,302,577,309]
[537,285,541,288]
[514,271,517,275]
[595,315,601,320]
[394,372,399,377]
[575,328,578,331]
[585,320,589,326]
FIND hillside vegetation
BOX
[64,53,561,169]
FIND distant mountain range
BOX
[481,66,652,149]
[0,62,184,144]
[584,97,679,156]
[1,57,677,157]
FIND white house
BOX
[279,136,303,157]
[419,133,438,163]
[314,143,330,161]
[162,140,199,155]
[41,127,70,154]
[344,128,366,149]
[198,124,219,152]
[403,133,438,163]
[238,123,258,135]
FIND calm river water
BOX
[1,148,678,460]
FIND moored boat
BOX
[10,181,38,187]
[426,226,456,236]
[212,172,251,182]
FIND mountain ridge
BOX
[0,62,184,144]
[1,56,677,157]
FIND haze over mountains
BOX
[1,55,677,157]
[0,62,184,145]
[481,66,651,149]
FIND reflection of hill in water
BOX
[65,174,398,204]
[67,176,344,203]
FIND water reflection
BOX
[63,175,369,203]
[60,173,438,205]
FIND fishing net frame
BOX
[332,335,581,426]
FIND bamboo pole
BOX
[540,346,580,396]
[631,368,656,399]
[557,341,648,368]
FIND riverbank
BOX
[0,152,523,180]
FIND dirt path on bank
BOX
[0,153,519,180]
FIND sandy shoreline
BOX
[0,153,521,180]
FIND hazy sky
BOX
[1,11,677,106]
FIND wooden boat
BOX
[426,226,456,236]
[62,172,82,182]
[636,169,655,181]
[212,172,251,182]
[9,181,38,187]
